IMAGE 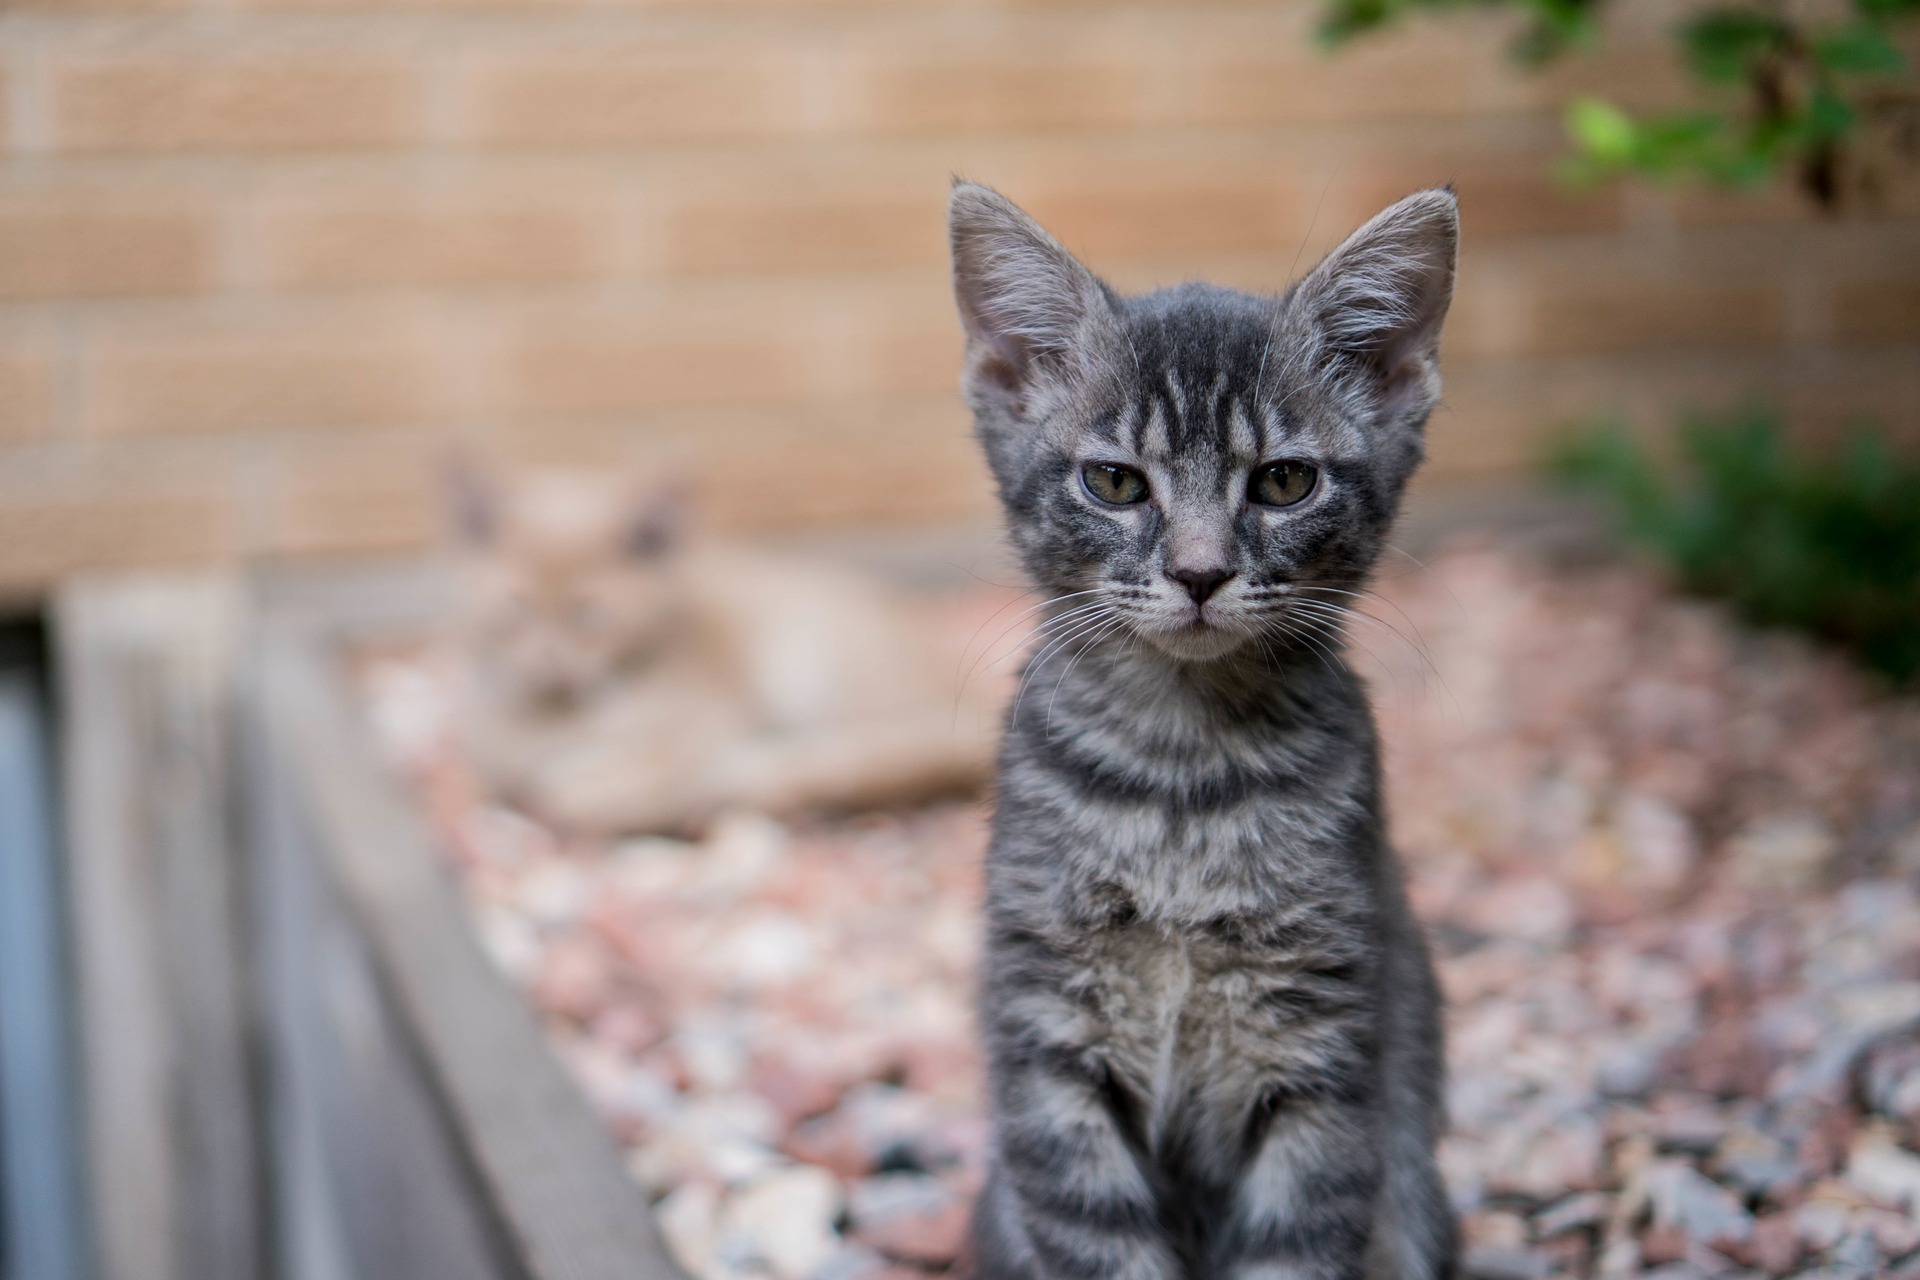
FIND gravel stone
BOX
[359,541,1920,1278]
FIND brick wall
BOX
[0,0,1916,593]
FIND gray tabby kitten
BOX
[948,182,1459,1280]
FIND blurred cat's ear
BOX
[443,455,497,546]
[624,482,689,560]
[949,181,1119,417]
[1291,187,1458,425]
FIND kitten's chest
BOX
[1071,920,1338,1152]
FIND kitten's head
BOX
[949,181,1457,664]
[448,463,688,708]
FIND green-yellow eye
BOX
[1082,463,1149,505]
[1249,461,1318,507]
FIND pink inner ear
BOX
[971,348,1029,414]
[1376,346,1432,421]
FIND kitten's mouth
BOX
[1183,599,1232,631]
[1141,611,1250,661]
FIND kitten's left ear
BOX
[1291,187,1458,425]
[949,181,1120,419]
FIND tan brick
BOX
[458,48,812,146]
[836,15,1525,140]
[1833,280,1920,340]
[863,317,962,398]
[1019,175,1302,262]
[492,399,993,531]
[237,0,546,10]
[0,0,1911,545]
[0,482,234,590]
[260,435,442,557]
[1345,156,1624,239]
[1525,38,1697,115]
[1424,357,1637,479]
[837,281,963,397]
[1430,344,1920,479]
[50,52,420,153]
[1172,41,1505,127]
[1520,276,1786,355]
[1176,4,1559,121]
[653,182,943,275]
[0,188,215,299]
[83,314,446,436]
[5,0,192,12]
[842,49,1150,136]
[0,342,58,443]
[1436,277,1525,363]
[1667,182,1811,229]
[1763,352,1920,444]
[256,183,607,289]
[491,302,821,418]
[693,416,989,529]
[239,0,889,10]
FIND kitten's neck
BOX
[1015,626,1352,746]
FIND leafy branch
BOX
[1320,0,1920,210]
[1551,408,1920,685]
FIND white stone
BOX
[1728,815,1835,893]
[721,1165,846,1280]
[1848,1130,1920,1214]
[656,1181,723,1279]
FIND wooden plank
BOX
[248,697,519,1280]
[56,575,261,1280]
[253,607,683,1280]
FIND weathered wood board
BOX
[58,562,683,1280]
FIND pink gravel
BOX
[359,538,1920,1280]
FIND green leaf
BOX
[1316,0,1920,202]
[1814,25,1906,75]
[1853,0,1920,20]
[1317,0,1399,46]
[1509,0,1603,64]
[1803,85,1858,141]
[1546,407,1920,686]
[1681,9,1790,84]
[1566,96,1639,164]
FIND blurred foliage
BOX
[1550,407,1920,685]
[1320,0,1920,210]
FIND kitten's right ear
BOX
[949,181,1117,417]
[1289,188,1458,427]
[442,456,497,546]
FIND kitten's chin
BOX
[1138,622,1253,663]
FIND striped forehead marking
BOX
[1229,397,1260,459]
[1132,388,1170,457]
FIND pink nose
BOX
[1168,566,1231,605]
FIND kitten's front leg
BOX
[975,999,1182,1279]
[1215,1096,1383,1280]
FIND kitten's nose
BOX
[1168,566,1232,606]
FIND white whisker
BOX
[1009,605,1123,723]
[963,591,1110,690]
[1044,615,1130,736]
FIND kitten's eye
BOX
[1248,461,1318,507]
[1081,463,1149,506]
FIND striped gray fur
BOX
[949,182,1460,1280]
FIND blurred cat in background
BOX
[449,463,998,834]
